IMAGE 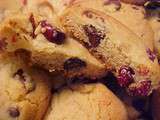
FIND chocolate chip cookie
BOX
[0,12,106,79]
[60,6,160,96]
[0,53,51,120]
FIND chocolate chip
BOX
[8,107,20,118]
[64,58,86,71]
[83,24,106,47]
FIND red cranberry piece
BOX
[21,0,27,6]
[117,66,135,87]
[83,24,106,47]
[127,80,152,96]
[40,20,66,45]
[8,107,20,118]
[64,57,86,71]
[146,48,156,62]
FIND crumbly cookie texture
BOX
[0,12,106,79]
[60,6,160,96]
[45,83,128,120]
[69,0,154,50]
[0,53,51,120]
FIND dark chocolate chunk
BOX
[64,57,86,71]
[8,107,20,118]
[83,24,106,47]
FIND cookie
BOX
[0,0,22,22]
[0,53,51,120]
[60,6,160,96]
[45,83,128,120]
[69,0,154,50]
[0,12,106,79]
[21,0,56,20]
[145,1,160,59]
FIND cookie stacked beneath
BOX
[0,0,159,120]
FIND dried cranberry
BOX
[117,66,135,87]
[8,107,20,118]
[146,48,156,62]
[64,58,86,71]
[21,0,27,6]
[127,80,152,96]
[29,14,36,38]
[40,20,66,44]
[83,24,105,47]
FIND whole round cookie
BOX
[0,12,106,79]
[0,54,51,120]
[69,0,154,50]
[45,83,128,120]
[60,6,160,96]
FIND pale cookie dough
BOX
[0,53,51,120]
[45,83,128,120]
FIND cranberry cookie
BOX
[0,53,51,120]
[45,83,128,120]
[0,12,106,79]
[70,0,154,50]
[60,6,160,96]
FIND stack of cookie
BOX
[0,0,159,120]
